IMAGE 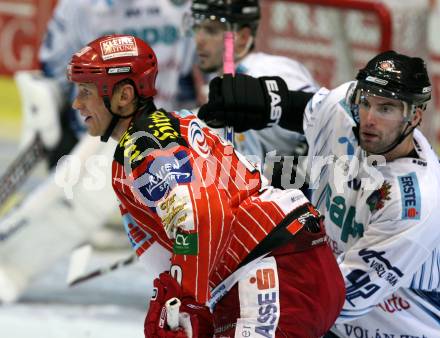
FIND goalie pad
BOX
[0,135,118,303]
[14,70,63,150]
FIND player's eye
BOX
[359,96,370,109]
[377,104,400,116]
[78,88,91,99]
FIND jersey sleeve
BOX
[336,173,440,322]
[245,54,318,93]
[303,82,357,159]
[277,59,318,93]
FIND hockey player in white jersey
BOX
[198,51,440,337]
[190,0,317,178]
[0,0,193,303]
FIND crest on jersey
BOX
[100,36,138,60]
[366,180,391,212]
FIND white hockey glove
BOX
[14,70,64,150]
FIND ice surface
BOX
[0,250,152,338]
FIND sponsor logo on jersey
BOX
[188,120,210,158]
[338,136,355,156]
[118,128,145,163]
[157,185,195,239]
[377,293,410,313]
[147,111,180,141]
[325,185,364,243]
[236,258,279,337]
[100,36,138,60]
[366,180,391,212]
[136,150,192,203]
[359,248,403,286]
[173,231,198,255]
[339,323,403,338]
[398,172,421,220]
[253,268,279,337]
[264,80,282,125]
[345,269,380,306]
[346,250,404,306]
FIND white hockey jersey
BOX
[304,82,440,337]
[233,52,317,165]
[40,0,194,110]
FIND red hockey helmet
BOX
[67,34,158,98]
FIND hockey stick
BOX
[166,297,181,330]
[68,251,137,287]
[223,0,235,144]
[0,134,46,208]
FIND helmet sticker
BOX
[378,60,401,74]
[100,36,138,60]
[422,86,432,93]
[365,76,388,86]
[75,46,92,57]
[107,66,132,74]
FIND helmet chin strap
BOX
[368,120,418,156]
[351,97,420,157]
[100,96,139,143]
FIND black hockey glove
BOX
[198,74,290,132]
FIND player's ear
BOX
[411,107,423,127]
[116,83,136,107]
[235,26,252,53]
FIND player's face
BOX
[193,19,226,73]
[72,83,112,137]
[358,94,407,154]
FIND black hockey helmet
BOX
[191,0,260,27]
[349,51,432,155]
[354,50,431,111]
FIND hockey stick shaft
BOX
[68,252,137,287]
[0,135,45,208]
[223,7,235,144]
[166,297,181,330]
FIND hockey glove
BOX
[198,74,290,132]
[144,272,213,338]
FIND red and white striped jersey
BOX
[112,108,312,304]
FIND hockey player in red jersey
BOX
[67,34,345,338]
